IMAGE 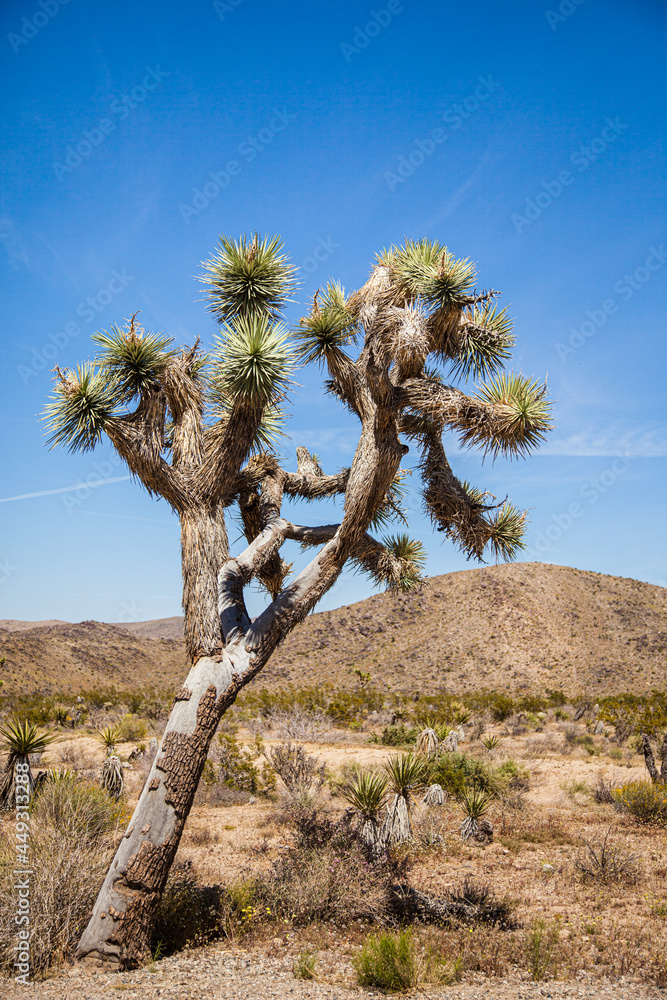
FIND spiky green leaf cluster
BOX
[0,719,57,758]
[200,234,297,323]
[95,726,122,751]
[93,325,174,402]
[464,373,553,458]
[338,769,388,818]
[486,502,527,561]
[384,753,427,796]
[44,363,118,453]
[382,533,427,590]
[209,316,295,406]
[457,787,492,820]
[389,239,477,309]
[296,282,357,365]
[448,304,515,380]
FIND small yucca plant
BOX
[384,753,427,797]
[0,719,57,809]
[458,788,493,842]
[381,754,427,846]
[481,734,504,753]
[53,706,70,727]
[96,725,122,756]
[339,769,388,818]
[339,770,388,855]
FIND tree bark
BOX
[76,655,239,966]
[640,733,660,783]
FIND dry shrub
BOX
[188,825,220,846]
[0,776,124,976]
[256,809,402,926]
[265,741,325,800]
[573,828,640,885]
[269,706,337,742]
[593,776,615,804]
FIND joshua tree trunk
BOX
[640,732,667,783]
[78,533,347,966]
[77,656,235,965]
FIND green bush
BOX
[31,772,128,837]
[612,780,667,826]
[424,752,494,797]
[370,723,418,747]
[237,683,385,727]
[354,929,417,992]
[494,758,530,793]
[117,713,148,742]
[215,727,276,795]
[598,692,667,739]
[527,917,560,981]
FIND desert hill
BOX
[1,563,665,699]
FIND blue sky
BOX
[1,0,665,624]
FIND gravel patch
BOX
[2,945,663,1000]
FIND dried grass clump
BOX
[269,706,337,742]
[573,828,641,885]
[0,776,124,976]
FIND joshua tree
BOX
[44,233,551,966]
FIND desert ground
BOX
[3,700,667,999]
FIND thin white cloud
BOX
[0,476,130,503]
